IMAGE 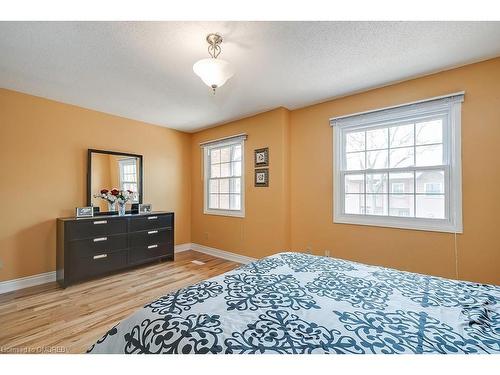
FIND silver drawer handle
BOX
[93,254,108,260]
[147,216,158,220]
[93,237,107,242]
[148,244,158,249]
[93,220,107,225]
[148,230,158,235]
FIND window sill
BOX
[203,209,245,218]
[333,214,462,233]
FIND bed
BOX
[87,252,499,354]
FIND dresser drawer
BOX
[67,218,127,240]
[129,214,172,232]
[69,234,128,258]
[129,228,172,248]
[69,249,128,281]
[129,242,173,264]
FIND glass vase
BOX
[107,201,116,212]
[118,203,126,216]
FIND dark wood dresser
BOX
[56,212,174,287]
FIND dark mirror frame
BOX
[86,149,144,209]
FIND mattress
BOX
[87,252,499,354]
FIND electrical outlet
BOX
[324,250,331,257]
[0,258,3,269]
[204,232,209,240]
[305,246,312,254]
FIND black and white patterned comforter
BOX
[88,252,500,354]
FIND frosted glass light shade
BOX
[193,58,234,90]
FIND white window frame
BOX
[424,182,444,194]
[202,134,246,218]
[118,158,139,203]
[391,182,405,194]
[331,92,464,233]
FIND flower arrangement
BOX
[115,189,135,205]
[94,188,136,215]
[94,189,118,205]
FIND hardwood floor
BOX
[0,250,240,354]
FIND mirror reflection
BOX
[90,151,141,212]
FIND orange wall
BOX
[2,58,499,285]
[291,58,500,285]
[191,108,291,259]
[191,58,500,285]
[0,89,192,282]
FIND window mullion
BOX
[363,171,366,214]
[364,131,367,214]
[412,122,417,218]
[230,145,234,178]
[387,128,391,215]
[413,170,417,218]
[444,165,451,220]
[364,131,367,170]
[208,149,212,209]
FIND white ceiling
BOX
[0,21,499,132]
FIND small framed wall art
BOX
[139,203,153,214]
[254,147,269,167]
[255,168,269,187]
[76,206,94,218]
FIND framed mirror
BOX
[87,149,143,213]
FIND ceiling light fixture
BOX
[193,33,233,94]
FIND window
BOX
[424,182,443,194]
[118,158,139,203]
[332,93,463,233]
[391,182,405,193]
[202,134,246,217]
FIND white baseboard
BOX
[0,243,255,294]
[174,243,192,253]
[0,271,56,295]
[174,242,255,264]
[190,243,256,264]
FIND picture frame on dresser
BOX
[138,203,152,214]
[76,206,94,218]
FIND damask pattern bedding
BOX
[87,252,500,354]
